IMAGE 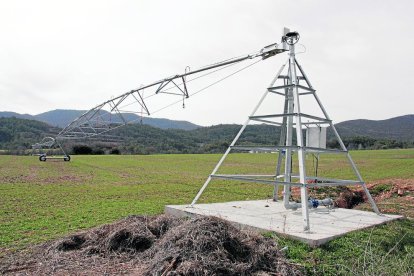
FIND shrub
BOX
[92,148,105,155]
[110,148,120,155]
[72,145,93,155]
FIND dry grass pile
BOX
[0,215,301,275]
[144,216,297,275]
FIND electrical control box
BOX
[306,127,327,149]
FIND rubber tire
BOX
[39,155,46,162]
[64,155,71,162]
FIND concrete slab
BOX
[165,199,402,246]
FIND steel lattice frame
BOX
[190,29,380,231]
[33,41,288,160]
[56,44,287,141]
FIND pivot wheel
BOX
[63,155,71,162]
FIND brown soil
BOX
[0,215,302,275]
[366,179,414,200]
[290,178,414,216]
[360,179,414,217]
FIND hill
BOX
[0,117,60,151]
[0,114,413,154]
[0,111,34,120]
[0,109,200,130]
[113,123,281,154]
[34,110,86,128]
[335,115,414,141]
[2,110,413,139]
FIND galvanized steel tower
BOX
[191,28,380,231]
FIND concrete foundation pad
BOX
[165,200,402,246]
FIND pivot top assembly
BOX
[282,31,300,45]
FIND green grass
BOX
[0,149,413,274]
[269,219,414,275]
[370,183,393,196]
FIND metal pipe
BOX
[288,42,310,230]
[273,87,289,201]
[284,197,333,211]
[283,60,295,209]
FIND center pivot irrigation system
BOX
[32,34,286,161]
[33,28,380,231]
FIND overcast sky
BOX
[0,0,413,126]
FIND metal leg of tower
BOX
[283,60,294,208]
[273,171,280,201]
[361,182,381,215]
[283,103,294,206]
[273,92,289,201]
[300,185,310,231]
[310,83,381,215]
[190,60,289,207]
[345,152,381,214]
[329,120,380,214]
[291,55,310,231]
[190,119,251,206]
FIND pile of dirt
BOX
[290,178,414,211]
[366,179,414,200]
[334,188,366,209]
[289,186,366,209]
[0,215,301,275]
[334,179,414,209]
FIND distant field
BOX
[1,149,414,267]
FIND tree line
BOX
[1,117,413,155]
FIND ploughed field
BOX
[0,149,413,274]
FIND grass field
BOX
[1,149,413,274]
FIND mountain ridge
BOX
[0,110,413,142]
[1,115,413,153]
[0,109,201,130]
[334,114,414,141]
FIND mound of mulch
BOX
[0,215,302,275]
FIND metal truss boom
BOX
[55,42,288,141]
